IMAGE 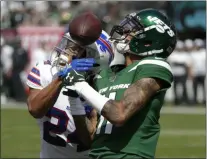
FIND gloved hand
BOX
[57,58,96,78]
[63,87,88,98]
[62,69,86,87]
[63,87,79,98]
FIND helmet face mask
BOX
[109,9,177,59]
[110,14,144,42]
[56,36,85,57]
[109,16,144,55]
[50,30,114,76]
[50,33,86,73]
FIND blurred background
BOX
[1,1,206,158]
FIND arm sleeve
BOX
[26,62,43,90]
[134,59,174,90]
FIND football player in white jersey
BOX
[26,28,113,158]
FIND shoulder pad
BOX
[27,65,42,89]
[27,60,52,89]
[128,58,172,73]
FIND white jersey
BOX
[26,30,113,158]
[26,61,89,158]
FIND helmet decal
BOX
[109,9,177,58]
[147,16,175,37]
[95,33,114,64]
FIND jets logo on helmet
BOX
[109,8,177,59]
[147,16,175,37]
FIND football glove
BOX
[63,87,79,98]
[63,87,88,98]
[57,58,96,78]
[62,69,86,87]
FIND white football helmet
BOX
[50,30,115,75]
[92,30,125,68]
[50,32,86,74]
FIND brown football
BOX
[69,12,102,46]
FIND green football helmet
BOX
[109,8,177,58]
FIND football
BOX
[69,12,102,46]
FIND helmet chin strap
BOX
[109,39,129,54]
[108,39,126,67]
[116,42,130,54]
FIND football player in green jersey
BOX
[64,8,177,158]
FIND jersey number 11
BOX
[96,92,116,135]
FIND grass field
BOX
[1,106,206,158]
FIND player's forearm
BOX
[102,98,144,126]
[101,83,147,126]
[74,82,125,126]
[75,78,161,126]
[72,115,97,147]
[27,78,63,118]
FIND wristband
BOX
[74,82,110,114]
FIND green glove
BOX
[62,69,86,86]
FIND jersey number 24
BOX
[43,107,69,147]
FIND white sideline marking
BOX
[159,143,205,148]
[161,107,205,115]
[161,130,206,136]
[1,103,206,115]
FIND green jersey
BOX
[89,57,173,158]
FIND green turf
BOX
[160,113,205,130]
[1,109,40,158]
[1,109,206,158]
[157,113,205,158]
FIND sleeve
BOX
[134,59,174,90]
[26,62,43,90]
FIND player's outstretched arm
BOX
[101,78,163,126]
[75,78,164,126]
[72,109,98,147]
[27,78,63,118]
[27,58,95,119]
[65,96,98,147]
